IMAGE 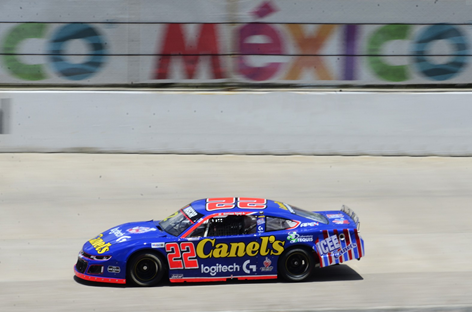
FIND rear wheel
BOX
[128,252,166,286]
[278,248,314,282]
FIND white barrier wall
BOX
[1,0,472,86]
[1,91,472,156]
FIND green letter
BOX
[367,25,411,82]
[2,23,48,81]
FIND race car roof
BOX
[188,198,297,217]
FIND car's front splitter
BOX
[74,265,126,284]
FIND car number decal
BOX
[165,242,199,270]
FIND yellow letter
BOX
[196,239,215,258]
[270,240,285,256]
[88,234,103,245]
[259,237,270,256]
[228,242,246,257]
[246,242,260,256]
[213,243,229,258]
[97,243,111,254]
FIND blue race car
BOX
[74,198,364,286]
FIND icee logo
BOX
[316,235,341,255]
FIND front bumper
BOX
[74,265,126,284]
[74,253,126,284]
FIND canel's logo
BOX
[196,236,285,259]
[88,234,111,254]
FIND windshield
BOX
[287,204,328,224]
[159,205,203,236]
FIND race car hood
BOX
[102,220,167,242]
[83,220,168,254]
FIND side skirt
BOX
[170,275,277,283]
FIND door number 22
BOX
[165,242,199,270]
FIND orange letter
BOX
[284,24,336,80]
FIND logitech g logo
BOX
[243,260,256,274]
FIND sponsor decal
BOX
[260,257,273,272]
[171,274,183,279]
[287,232,313,243]
[163,211,179,222]
[88,234,111,254]
[332,219,349,225]
[183,206,198,218]
[205,197,267,211]
[109,227,125,238]
[274,201,288,210]
[257,216,265,233]
[151,242,165,248]
[107,266,120,273]
[300,222,319,227]
[273,201,295,213]
[116,235,131,243]
[195,236,285,259]
[243,260,256,274]
[327,214,344,219]
[127,226,157,234]
[201,263,240,276]
[316,234,341,255]
[332,243,357,259]
[166,242,199,270]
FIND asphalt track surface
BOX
[1,154,472,312]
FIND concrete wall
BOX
[1,91,471,155]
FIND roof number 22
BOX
[205,197,267,211]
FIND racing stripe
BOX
[180,209,194,223]
[333,229,343,263]
[170,277,226,283]
[315,238,326,267]
[169,275,277,283]
[354,229,363,258]
[343,228,354,261]
[237,275,277,281]
[322,230,334,265]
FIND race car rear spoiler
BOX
[341,205,360,231]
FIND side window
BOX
[243,215,257,234]
[189,215,258,237]
[266,216,297,232]
[208,215,244,237]
[188,220,208,238]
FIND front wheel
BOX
[278,248,314,282]
[128,252,166,286]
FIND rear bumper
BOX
[74,265,126,284]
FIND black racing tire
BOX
[278,248,314,282]
[127,251,166,287]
